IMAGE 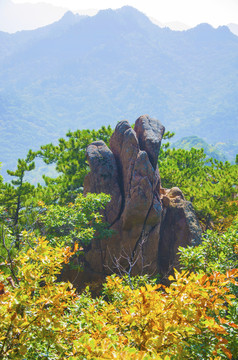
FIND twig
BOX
[104,233,155,289]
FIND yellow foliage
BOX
[71,270,237,359]
[0,236,76,359]
[0,235,237,359]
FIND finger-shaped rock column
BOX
[82,115,201,280]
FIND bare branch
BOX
[104,232,156,288]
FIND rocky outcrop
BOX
[159,187,202,275]
[80,115,202,283]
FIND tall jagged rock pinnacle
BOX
[81,115,202,281]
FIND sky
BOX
[12,0,238,27]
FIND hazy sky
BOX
[12,0,238,27]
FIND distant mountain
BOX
[0,0,66,33]
[172,136,228,162]
[0,6,238,179]
[151,18,238,35]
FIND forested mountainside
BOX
[1,6,238,177]
[172,136,228,162]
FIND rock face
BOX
[81,115,202,283]
[159,187,202,276]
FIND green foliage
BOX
[179,220,238,274]
[159,146,238,229]
[0,193,111,279]
[0,157,36,251]
[36,126,113,203]
[172,135,227,162]
[37,193,111,249]
[0,165,3,187]
[1,157,36,223]
[0,150,112,280]
[0,126,114,272]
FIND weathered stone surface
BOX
[134,115,165,169]
[83,140,122,224]
[159,188,202,275]
[110,120,140,199]
[69,115,202,287]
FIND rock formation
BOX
[81,115,202,283]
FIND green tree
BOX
[0,156,36,250]
[37,193,111,250]
[36,126,113,204]
[159,146,238,230]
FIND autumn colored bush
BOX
[178,219,238,359]
[0,236,76,359]
[0,230,237,359]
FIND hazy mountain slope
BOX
[172,136,227,162]
[0,6,238,178]
[0,11,85,60]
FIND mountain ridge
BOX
[1,1,238,36]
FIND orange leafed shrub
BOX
[0,235,237,359]
[0,237,77,359]
[72,270,237,359]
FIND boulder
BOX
[159,187,202,275]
